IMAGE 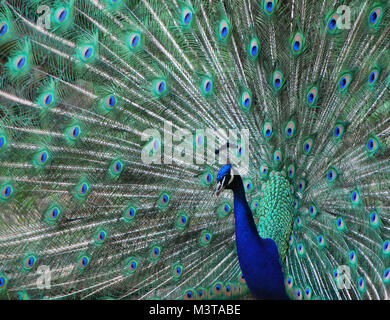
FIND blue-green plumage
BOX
[0,0,389,300]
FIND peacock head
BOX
[215,164,236,196]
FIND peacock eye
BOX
[338,73,352,91]
[328,18,337,30]
[241,91,252,110]
[128,260,137,273]
[264,0,277,15]
[303,138,313,154]
[105,95,116,109]
[248,38,260,59]
[0,136,5,150]
[81,46,94,60]
[219,20,229,39]
[43,93,53,106]
[368,69,379,85]
[38,151,48,164]
[24,256,36,269]
[291,33,304,55]
[14,56,26,70]
[173,264,183,278]
[327,12,340,33]
[285,121,296,138]
[201,78,213,95]
[369,7,383,26]
[384,268,390,282]
[153,79,167,96]
[182,9,192,26]
[0,23,8,37]
[128,32,142,50]
[50,207,59,220]
[79,255,89,269]
[69,125,81,140]
[271,70,284,91]
[263,122,273,139]
[56,8,68,23]
[1,184,13,199]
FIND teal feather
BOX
[0,0,389,300]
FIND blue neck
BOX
[231,176,289,300]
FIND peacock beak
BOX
[215,177,226,197]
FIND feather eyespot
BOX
[326,168,338,183]
[326,12,340,33]
[338,73,352,91]
[158,192,170,209]
[213,282,223,295]
[366,136,380,154]
[306,86,318,106]
[333,123,345,139]
[351,189,360,205]
[349,250,357,264]
[285,121,296,138]
[285,275,293,289]
[383,240,390,255]
[182,9,193,26]
[264,0,277,15]
[200,230,213,246]
[0,23,8,37]
[38,151,49,165]
[1,184,13,200]
[123,204,137,222]
[368,69,380,85]
[79,256,89,269]
[241,91,252,110]
[260,164,269,177]
[369,210,380,228]
[24,256,36,270]
[287,164,295,179]
[309,204,318,217]
[110,159,123,177]
[68,125,81,141]
[81,46,94,61]
[176,212,189,229]
[369,7,383,26]
[297,179,306,192]
[184,289,194,300]
[303,138,313,154]
[56,8,68,23]
[127,258,138,274]
[0,135,6,151]
[304,287,312,300]
[0,274,7,290]
[384,268,390,283]
[78,183,89,196]
[263,122,273,139]
[153,79,167,96]
[336,217,345,231]
[43,93,54,106]
[201,77,213,96]
[317,235,325,247]
[272,71,284,91]
[173,264,183,278]
[48,207,60,221]
[358,277,365,292]
[152,247,160,258]
[274,149,283,164]
[104,95,117,109]
[291,33,305,55]
[295,288,303,300]
[14,56,26,70]
[248,38,260,59]
[218,20,230,40]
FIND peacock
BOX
[0,0,389,300]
